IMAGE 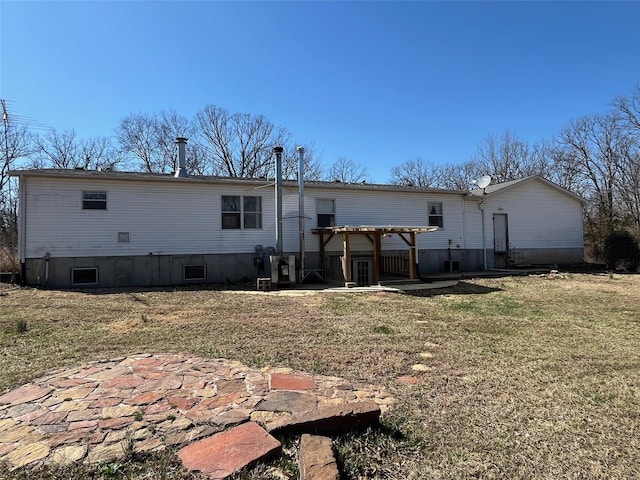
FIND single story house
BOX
[12,163,585,288]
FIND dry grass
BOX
[1,273,639,479]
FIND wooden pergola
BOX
[311,226,438,285]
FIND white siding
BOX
[23,174,582,262]
[463,198,484,249]
[480,179,584,249]
[24,177,278,258]
[299,186,465,252]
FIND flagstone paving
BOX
[0,353,394,472]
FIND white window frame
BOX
[221,195,262,230]
[428,202,443,228]
[317,198,336,228]
[243,196,262,229]
[82,191,107,210]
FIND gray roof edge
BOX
[10,168,468,195]
[467,175,587,204]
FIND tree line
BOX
[2,86,640,266]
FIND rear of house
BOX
[13,170,585,288]
[464,177,585,268]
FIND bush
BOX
[604,229,640,271]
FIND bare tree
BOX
[614,86,640,227]
[195,105,291,178]
[469,131,553,183]
[79,136,127,171]
[437,161,480,190]
[555,114,626,232]
[282,142,324,181]
[31,129,79,169]
[326,156,368,183]
[31,130,123,171]
[615,85,640,132]
[116,113,165,173]
[390,158,440,187]
[1,100,32,271]
[156,110,194,173]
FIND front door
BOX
[493,214,509,267]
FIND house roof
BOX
[10,168,468,195]
[467,175,587,204]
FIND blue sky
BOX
[1,1,639,183]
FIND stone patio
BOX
[0,353,394,473]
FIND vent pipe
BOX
[174,137,188,177]
[297,146,305,276]
[274,146,284,253]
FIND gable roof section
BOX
[468,175,587,204]
[10,168,468,195]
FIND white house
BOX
[12,165,585,288]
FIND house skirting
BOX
[23,253,318,289]
[22,247,583,289]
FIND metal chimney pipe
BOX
[174,137,188,177]
[297,146,305,277]
[274,146,284,254]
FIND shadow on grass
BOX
[406,281,502,297]
[333,425,419,479]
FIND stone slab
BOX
[0,385,52,406]
[266,401,381,435]
[299,434,339,480]
[177,422,281,480]
[270,373,317,391]
[255,391,317,414]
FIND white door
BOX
[493,214,508,253]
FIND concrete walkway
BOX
[232,280,459,296]
[0,353,394,472]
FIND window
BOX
[83,191,107,210]
[184,265,206,281]
[428,202,443,228]
[317,199,335,227]
[118,232,130,243]
[243,196,262,229]
[221,195,262,229]
[72,267,98,285]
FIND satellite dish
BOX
[476,175,492,189]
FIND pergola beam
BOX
[312,225,438,286]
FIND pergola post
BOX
[409,231,417,279]
[319,231,325,272]
[343,232,352,283]
[373,232,381,284]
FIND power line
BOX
[0,99,51,131]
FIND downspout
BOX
[478,194,487,270]
[297,146,305,278]
[461,196,467,249]
[18,175,27,285]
